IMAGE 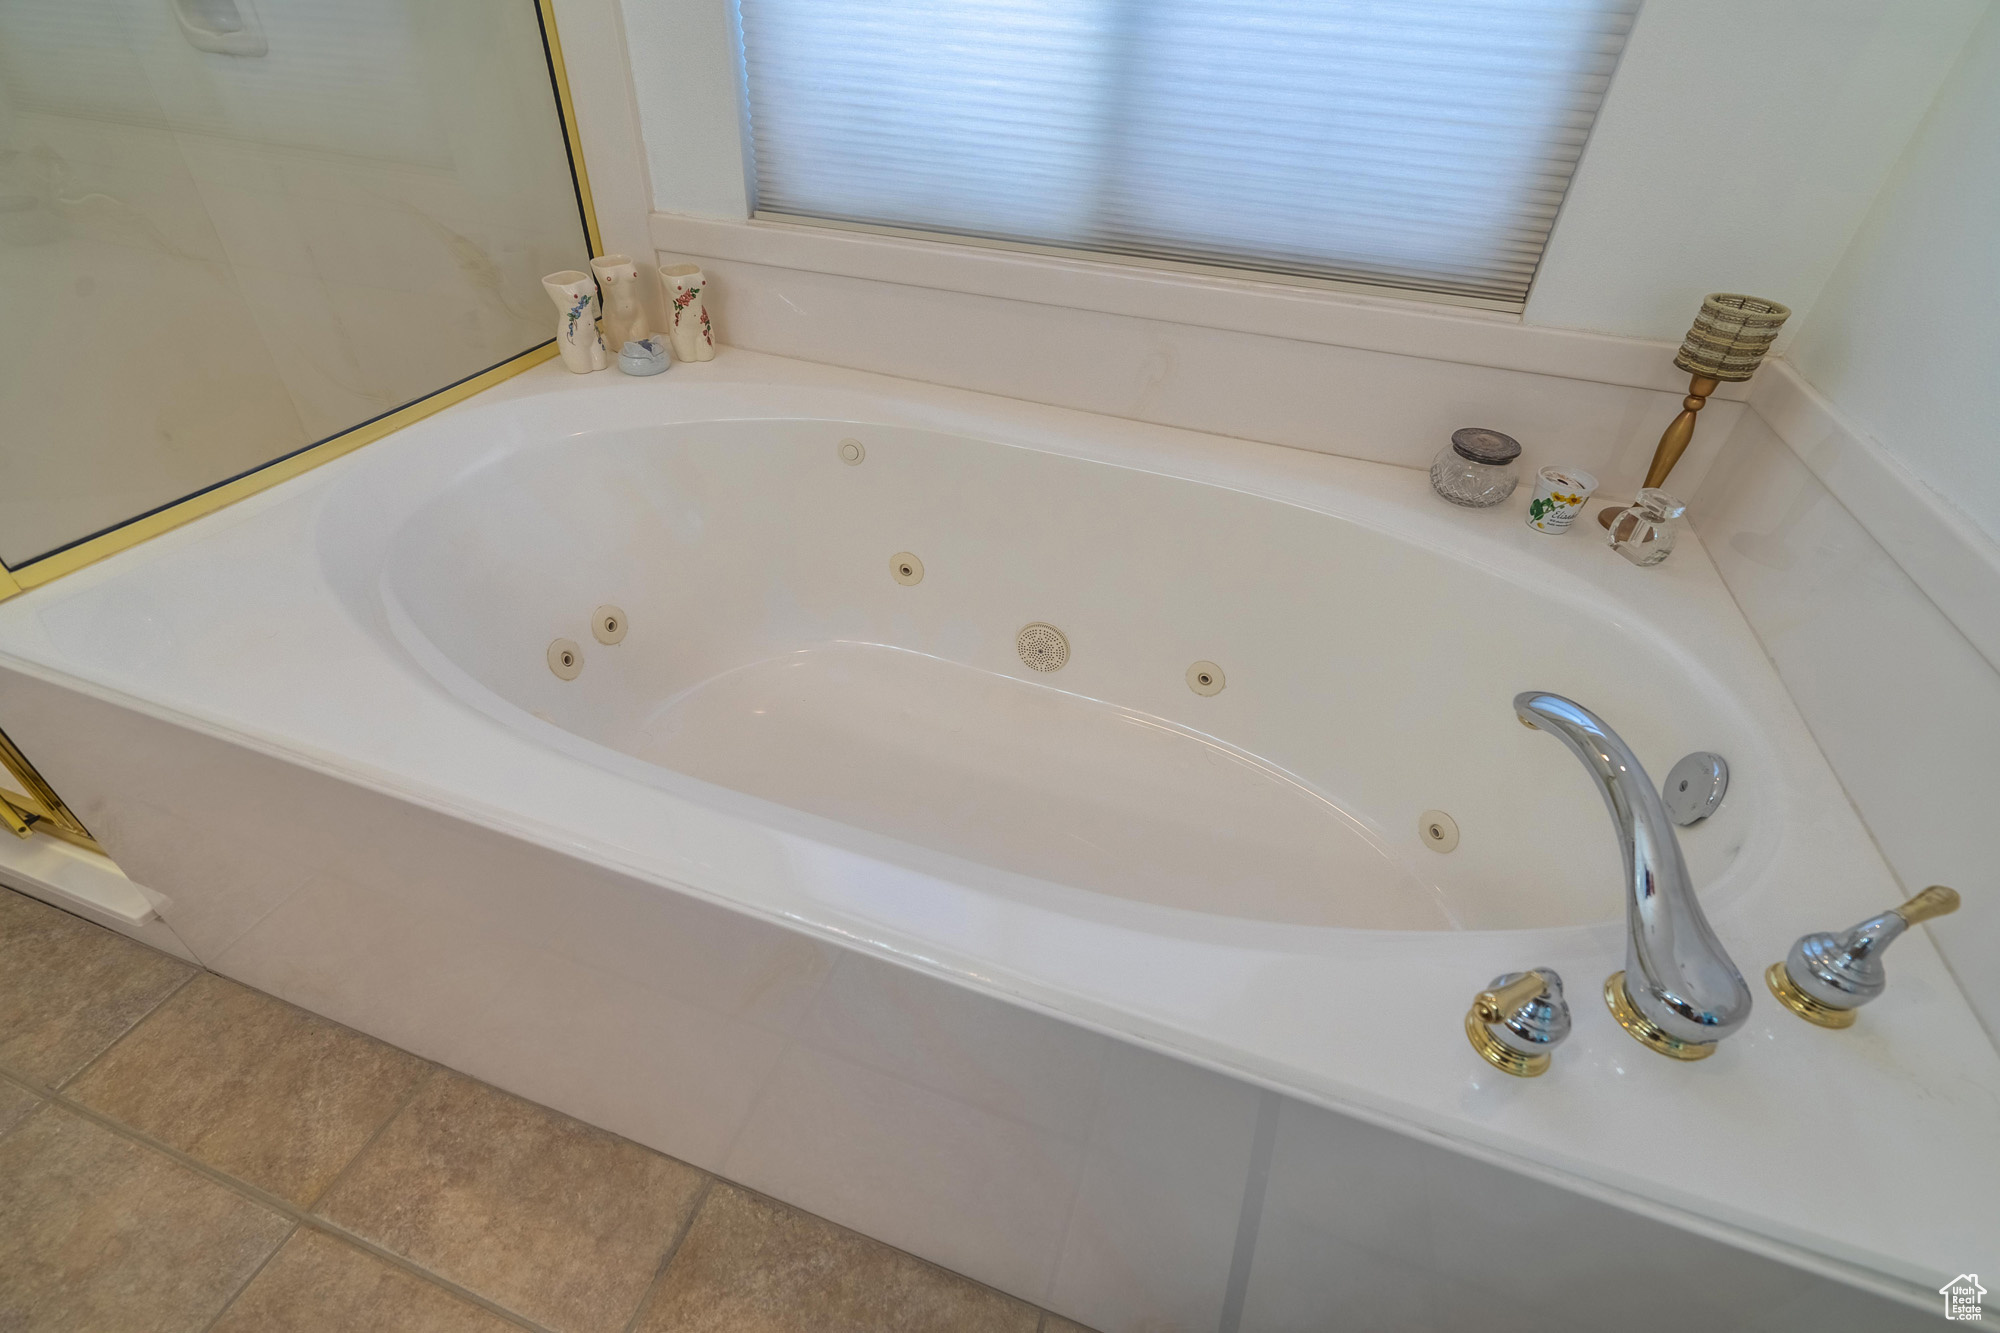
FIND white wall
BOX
[612,0,1988,345]
[618,0,748,219]
[1689,9,2000,1036]
[1525,0,1986,341]
[551,0,657,265]
[1785,3,2000,543]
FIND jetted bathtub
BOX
[379,403,1760,936]
[0,352,1990,1331]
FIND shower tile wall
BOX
[0,0,585,567]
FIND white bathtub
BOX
[1,352,1990,1330]
[371,401,1781,937]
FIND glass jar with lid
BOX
[1430,428,1522,508]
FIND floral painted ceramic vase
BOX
[542,270,607,373]
[661,263,715,362]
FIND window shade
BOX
[737,0,1638,306]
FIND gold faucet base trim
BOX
[1764,962,1859,1028]
[1604,972,1717,1060]
[1464,1009,1550,1077]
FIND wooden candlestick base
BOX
[1597,372,1721,528]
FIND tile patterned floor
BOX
[0,887,1095,1333]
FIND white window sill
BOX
[650,210,1744,400]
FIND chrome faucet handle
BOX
[1767,886,1961,1028]
[1465,968,1570,1077]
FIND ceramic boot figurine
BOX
[542,270,607,373]
[590,254,649,358]
[662,263,715,362]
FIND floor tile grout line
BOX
[52,963,200,1094]
[25,1083,562,1333]
[291,1216,556,1332]
[293,1216,557,1333]
[0,1064,47,1100]
[619,1175,717,1333]
[195,1217,301,1333]
[303,1062,440,1213]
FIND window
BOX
[736,0,1638,308]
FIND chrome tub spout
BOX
[1515,692,1752,1058]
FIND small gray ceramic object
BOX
[617,335,669,376]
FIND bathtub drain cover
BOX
[1017,623,1069,672]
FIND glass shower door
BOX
[0,0,594,579]
[0,0,597,847]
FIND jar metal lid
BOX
[1451,428,1522,465]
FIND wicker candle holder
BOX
[1599,293,1791,528]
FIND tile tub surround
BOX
[0,887,1949,1333]
[0,890,1073,1333]
[0,353,1987,1327]
[1695,361,2000,1036]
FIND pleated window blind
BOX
[736,0,1639,307]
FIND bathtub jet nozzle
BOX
[1513,691,1752,1060]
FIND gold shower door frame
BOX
[0,725,95,847]
[0,0,605,849]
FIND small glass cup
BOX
[1605,488,1686,566]
[1430,428,1522,508]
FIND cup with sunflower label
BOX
[1525,466,1598,534]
